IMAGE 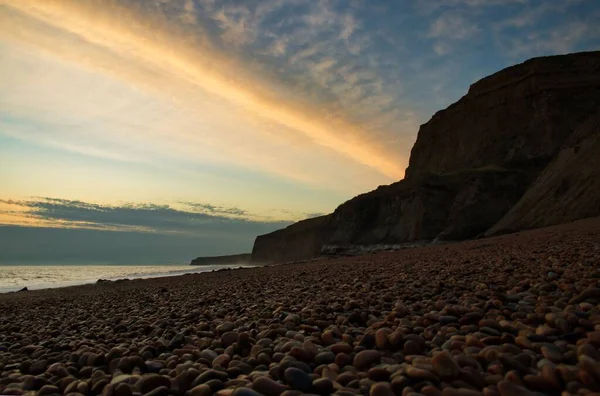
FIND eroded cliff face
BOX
[251,51,600,264]
[406,51,600,178]
[251,215,331,264]
[324,169,537,246]
[487,110,600,235]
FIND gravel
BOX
[1,217,599,396]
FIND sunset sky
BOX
[1,0,599,263]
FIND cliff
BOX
[325,168,536,245]
[190,253,251,266]
[251,51,600,264]
[251,216,330,264]
[406,51,600,178]
[487,110,600,234]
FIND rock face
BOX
[251,216,330,264]
[487,110,600,235]
[190,254,251,266]
[326,169,536,244]
[406,52,600,178]
[251,51,600,264]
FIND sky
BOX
[1,0,599,264]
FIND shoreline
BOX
[0,264,258,295]
[1,217,599,395]
[1,216,596,298]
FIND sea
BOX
[0,264,254,293]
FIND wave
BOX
[0,264,255,293]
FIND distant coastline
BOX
[190,253,251,266]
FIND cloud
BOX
[0,197,291,236]
[210,4,256,46]
[419,0,599,62]
[303,212,326,219]
[428,12,479,40]
[0,196,307,263]
[180,202,249,217]
[177,0,197,24]
[416,0,528,14]
[494,2,581,30]
[0,0,412,191]
[491,1,600,59]
[500,21,597,58]
[427,11,480,55]
[338,14,357,40]
[189,0,415,166]
[1,0,598,216]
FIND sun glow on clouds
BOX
[0,0,408,191]
[0,197,290,236]
[1,0,598,234]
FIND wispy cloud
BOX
[500,21,597,58]
[194,0,413,158]
[416,0,528,14]
[0,197,291,236]
[0,0,411,187]
[491,1,600,59]
[427,11,480,55]
[180,202,249,217]
[1,0,598,233]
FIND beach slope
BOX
[1,217,599,395]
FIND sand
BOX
[1,217,599,396]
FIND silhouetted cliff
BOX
[251,216,330,264]
[251,51,600,264]
[487,110,600,235]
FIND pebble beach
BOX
[1,218,600,396]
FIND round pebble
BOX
[0,221,598,396]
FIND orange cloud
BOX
[1,0,408,180]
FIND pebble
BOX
[312,378,334,395]
[137,374,171,394]
[217,322,235,334]
[540,346,562,363]
[315,351,335,365]
[369,382,395,396]
[283,367,312,392]
[403,340,422,355]
[405,366,439,383]
[432,351,460,379]
[330,343,354,355]
[232,387,263,396]
[0,221,599,396]
[221,332,239,346]
[440,389,482,396]
[353,350,381,370]
[37,385,59,395]
[497,380,534,396]
[213,354,231,367]
[375,329,390,349]
[189,384,213,396]
[115,382,134,396]
[252,376,289,396]
[439,316,458,325]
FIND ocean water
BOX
[0,264,253,293]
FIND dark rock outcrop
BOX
[406,51,600,178]
[190,254,251,266]
[487,110,600,235]
[251,216,330,264]
[251,51,600,264]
